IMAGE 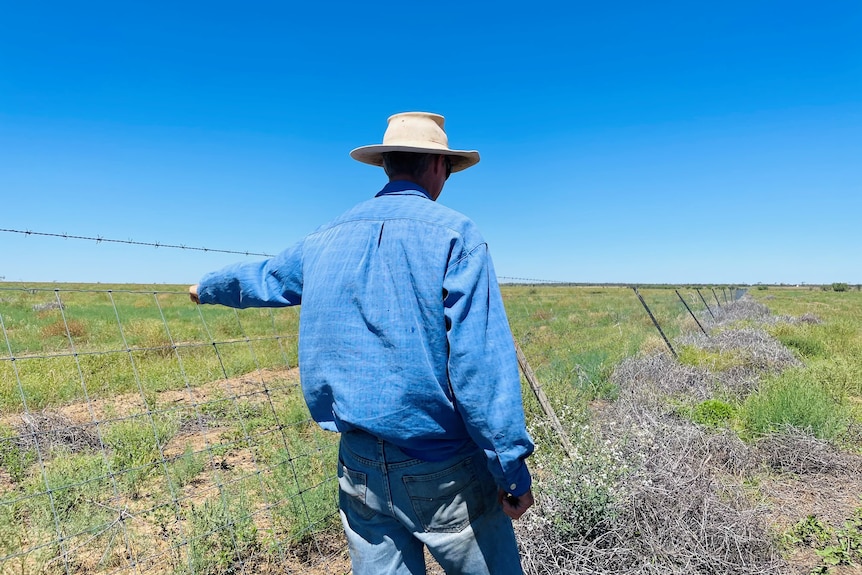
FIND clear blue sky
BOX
[1,1,860,285]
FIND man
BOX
[189,112,534,574]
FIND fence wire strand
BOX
[0,228,274,258]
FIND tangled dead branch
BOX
[517,406,782,574]
[13,410,101,453]
[678,328,801,373]
[754,428,862,476]
[700,295,822,330]
[705,298,772,325]
[611,353,714,413]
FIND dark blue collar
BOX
[376,180,432,200]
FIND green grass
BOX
[175,488,261,575]
[103,414,180,494]
[0,283,320,573]
[738,367,852,441]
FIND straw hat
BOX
[350,112,480,173]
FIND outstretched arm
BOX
[191,241,303,308]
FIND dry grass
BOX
[40,318,87,339]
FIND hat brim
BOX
[350,145,480,173]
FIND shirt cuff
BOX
[504,461,532,496]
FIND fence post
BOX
[632,287,677,358]
[711,288,722,308]
[695,288,715,320]
[513,339,576,460]
[675,289,708,336]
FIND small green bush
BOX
[691,399,736,427]
[103,415,179,491]
[167,445,207,488]
[528,416,628,540]
[832,283,849,292]
[176,493,260,575]
[24,451,110,527]
[265,446,339,540]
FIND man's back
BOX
[299,181,500,461]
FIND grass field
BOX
[1,282,860,574]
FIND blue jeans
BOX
[337,430,524,575]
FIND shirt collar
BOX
[376,180,432,200]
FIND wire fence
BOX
[0,224,747,573]
[0,286,344,574]
[0,282,739,574]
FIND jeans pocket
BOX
[402,457,486,533]
[339,461,376,521]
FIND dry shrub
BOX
[515,296,820,574]
[15,410,100,454]
[32,301,65,312]
[518,406,780,575]
[701,295,824,331]
[40,318,87,339]
[611,353,714,413]
[705,298,772,326]
[678,328,801,373]
[754,428,862,475]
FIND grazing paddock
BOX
[1,284,860,574]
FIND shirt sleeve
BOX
[196,241,304,308]
[443,243,534,496]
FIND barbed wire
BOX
[0,227,276,258]
[1,227,576,284]
[498,276,568,284]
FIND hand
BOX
[189,284,200,304]
[498,488,534,520]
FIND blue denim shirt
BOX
[197,181,534,495]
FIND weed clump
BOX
[40,318,87,339]
[690,398,736,427]
[739,369,852,442]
